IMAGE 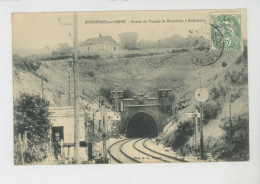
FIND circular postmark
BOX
[186,24,224,66]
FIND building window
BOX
[88,47,89,51]
[114,46,116,51]
[52,126,64,143]
[55,132,60,142]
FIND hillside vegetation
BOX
[13,45,248,161]
[159,47,249,161]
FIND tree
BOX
[118,32,138,50]
[99,87,112,103]
[203,101,221,124]
[14,93,52,140]
[13,54,42,73]
[218,113,249,161]
[171,120,194,149]
[14,93,52,164]
[123,88,135,98]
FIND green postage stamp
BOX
[210,14,242,51]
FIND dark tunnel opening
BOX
[126,112,158,138]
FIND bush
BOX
[235,45,247,65]
[14,93,51,139]
[14,93,52,164]
[13,54,42,72]
[210,85,226,100]
[123,88,135,98]
[125,53,145,58]
[217,113,249,161]
[80,54,100,59]
[227,68,248,86]
[230,87,243,102]
[170,120,194,149]
[87,70,95,77]
[14,135,52,164]
[203,101,221,124]
[99,87,112,103]
[172,48,189,53]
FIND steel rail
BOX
[133,138,170,163]
[107,139,141,164]
[119,139,141,163]
[107,139,126,163]
[143,139,188,162]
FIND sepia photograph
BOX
[12,9,249,165]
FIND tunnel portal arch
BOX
[126,112,158,138]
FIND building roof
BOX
[81,35,120,47]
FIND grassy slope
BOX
[13,49,245,113]
[13,49,248,158]
[157,49,248,159]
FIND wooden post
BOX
[192,115,195,150]
[67,146,71,164]
[100,101,107,162]
[41,77,44,99]
[92,112,95,138]
[200,101,204,159]
[18,134,25,165]
[68,73,71,106]
[60,139,64,158]
[24,131,28,150]
[198,67,204,160]
[194,107,199,152]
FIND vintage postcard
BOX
[12,9,248,165]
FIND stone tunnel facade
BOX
[110,89,172,137]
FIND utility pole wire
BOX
[57,13,80,163]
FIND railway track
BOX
[142,139,188,162]
[108,138,187,164]
[107,139,140,164]
[132,138,170,163]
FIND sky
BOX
[12,10,247,49]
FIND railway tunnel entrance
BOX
[126,112,158,138]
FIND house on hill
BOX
[80,33,121,57]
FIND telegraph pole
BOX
[194,67,208,159]
[68,73,71,106]
[194,107,199,151]
[226,69,232,126]
[73,12,80,163]
[189,25,223,160]
[58,12,80,163]
[198,67,204,159]
[227,86,232,125]
[100,100,108,162]
[222,62,233,141]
